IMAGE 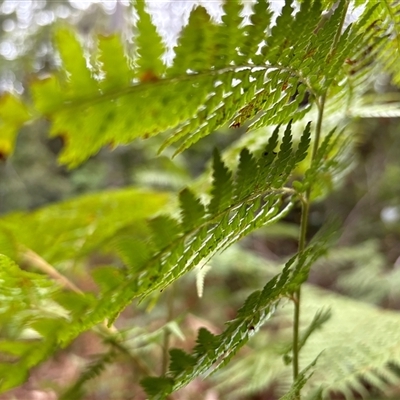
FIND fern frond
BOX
[167,6,216,77]
[141,377,174,398]
[140,238,329,398]
[296,127,351,201]
[179,188,206,232]
[234,148,259,199]
[4,0,373,166]
[70,123,310,337]
[55,28,98,96]
[214,0,245,67]
[299,287,400,399]
[148,216,181,252]
[213,282,400,400]
[283,308,332,363]
[239,0,272,64]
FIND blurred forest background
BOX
[1,1,400,399]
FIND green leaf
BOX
[0,94,30,159]
[0,188,168,265]
[179,188,206,232]
[55,28,97,96]
[148,215,181,252]
[169,349,196,375]
[295,122,312,164]
[135,0,165,80]
[97,34,133,90]
[91,266,126,294]
[0,255,67,391]
[60,351,116,400]
[140,377,174,398]
[167,6,215,76]
[283,308,332,360]
[113,237,152,272]
[193,328,218,355]
[234,148,259,199]
[214,0,245,67]
[75,128,307,331]
[239,0,272,63]
[279,358,318,400]
[208,149,234,214]
[145,238,329,396]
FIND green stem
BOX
[291,4,347,384]
[292,94,326,396]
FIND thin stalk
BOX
[292,94,326,393]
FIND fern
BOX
[141,237,329,399]
[300,286,400,399]
[0,0,377,166]
[213,282,400,400]
[1,0,400,398]
[71,123,309,331]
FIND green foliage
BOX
[135,0,165,80]
[78,123,309,330]
[213,281,400,400]
[1,0,380,166]
[142,237,329,398]
[0,94,30,158]
[360,1,400,85]
[1,0,400,399]
[279,359,318,400]
[0,255,64,391]
[301,287,400,398]
[0,188,169,265]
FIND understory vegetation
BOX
[1,0,400,399]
